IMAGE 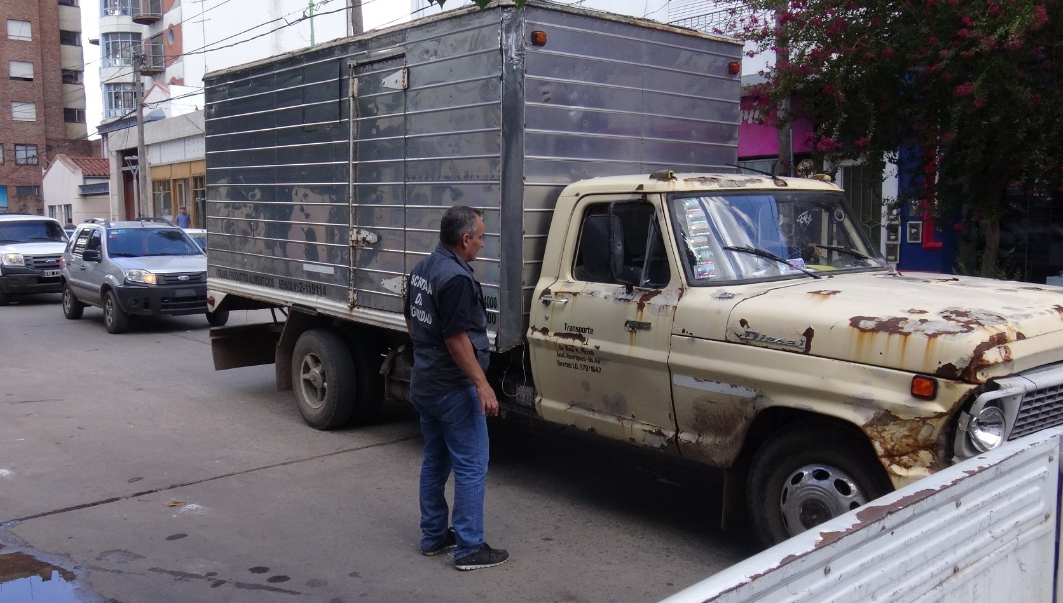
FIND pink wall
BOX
[738,96,813,158]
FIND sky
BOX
[79,0,764,140]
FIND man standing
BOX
[175,207,191,228]
[403,205,509,571]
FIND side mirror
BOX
[83,249,100,262]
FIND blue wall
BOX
[896,148,958,273]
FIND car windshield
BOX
[669,191,886,284]
[106,228,203,257]
[0,220,68,244]
[187,233,206,251]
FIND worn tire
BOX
[292,329,356,430]
[747,421,892,548]
[62,284,84,319]
[103,290,129,334]
[206,309,229,327]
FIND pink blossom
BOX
[883,48,896,57]
[962,16,973,25]
[854,137,869,148]
[973,97,986,108]
[815,137,841,152]
[953,82,974,97]
[1034,5,1049,26]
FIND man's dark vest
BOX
[407,245,490,398]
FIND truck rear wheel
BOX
[747,422,892,547]
[292,329,356,429]
[206,309,229,326]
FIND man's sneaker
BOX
[421,528,457,556]
[454,544,510,570]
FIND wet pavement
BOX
[0,532,102,602]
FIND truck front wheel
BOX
[292,329,356,430]
[747,422,892,547]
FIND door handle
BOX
[540,296,569,305]
[625,320,652,332]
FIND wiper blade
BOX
[723,245,822,280]
[814,244,891,269]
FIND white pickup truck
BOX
[202,2,1063,546]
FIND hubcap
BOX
[779,464,868,536]
[104,298,113,324]
[299,354,327,409]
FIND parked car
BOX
[0,214,69,305]
[60,219,228,333]
[183,228,207,251]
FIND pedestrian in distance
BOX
[403,205,509,571]
[175,206,191,228]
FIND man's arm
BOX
[444,331,499,416]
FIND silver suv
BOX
[60,219,229,333]
[0,214,69,305]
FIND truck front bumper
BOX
[0,269,63,295]
[115,283,208,317]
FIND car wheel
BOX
[292,329,355,430]
[103,290,129,334]
[62,284,84,319]
[206,309,229,327]
[0,287,9,306]
[747,421,892,548]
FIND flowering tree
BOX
[737,0,1063,277]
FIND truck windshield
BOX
[106,228,203,257]
[668,192,886,285]
[0,220,68,244]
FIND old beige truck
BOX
[203,2,1063,546]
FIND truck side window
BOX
[572,203,670,288]
[85,230,101,253]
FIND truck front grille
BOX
[25,255,62,270]
[1010,383,1063,440]
[157,272,205,285]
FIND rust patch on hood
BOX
[935,362,961,379]
[802,327,814,354]
[739,318,750,329]
[635,184,644,191]
[808,290,841,296]
[862,410,949,479]
[1053,305,1063,318]
[961,332,1011,381]
[906,309,928,314]
[849,308,1009,338]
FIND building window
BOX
[16,186,40,196]
[193,175,206,228]
[64,204,73,222]
[0,144,4,164]
[59,0,79,6]
[152,180,172,219]
[59,30,81,46]
[9,61,33,81]
[101,0,137,17]
[11,102,37,122]
[7,20,31,41]
[103,83,136,118]
[64,108,86,123]
[0,186,8,209]
[101,32,140,67]
[61,69,81,84]
[49,205,58,219]
[14,145,38,165]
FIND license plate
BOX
[42,270,61,277]
[174,288,197,298]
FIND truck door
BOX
[528,196,681,453]
[348,55,407,313]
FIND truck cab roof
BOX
[563,173,841,196]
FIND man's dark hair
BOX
[439,205,483,246]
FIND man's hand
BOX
[444,331,497,416]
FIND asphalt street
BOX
[0,295,753,602]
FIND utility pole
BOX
[308,0,315,46]
[348,0,363,36]
[774,6,792,178]
[134,50,152,218]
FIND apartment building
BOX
[0,0,92,214]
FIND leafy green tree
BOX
[737,0,1063,277]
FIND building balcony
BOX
[140,43,164,74]
[131,0,162,24]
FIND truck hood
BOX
[113,255,206,273]
[725,272,1063,383]
[0,242,68,255]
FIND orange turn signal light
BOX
[911,375,937,399]
[531,30,547,46]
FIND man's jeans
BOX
[411,385,489,559]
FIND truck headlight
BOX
[125,269,157,285]
[1,253,25,267]
[969,405,1006,452]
